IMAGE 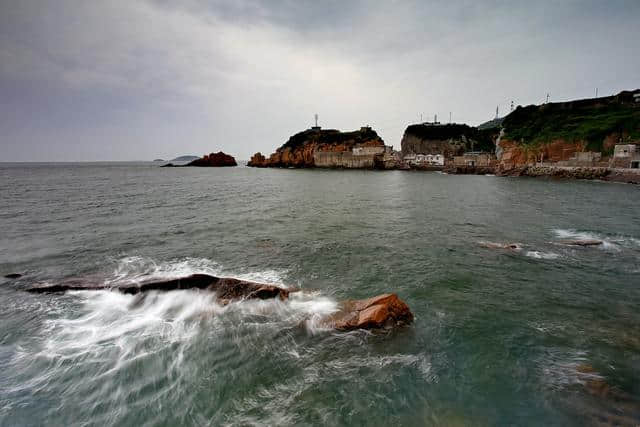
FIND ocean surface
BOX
[1,162,639,426]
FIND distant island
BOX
[170,155,200,162]
[162,152,237,167]
[153,159,165,162]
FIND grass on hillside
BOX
[502,102,640,153]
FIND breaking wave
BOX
[525,251,561,260]
[552,229,640,252]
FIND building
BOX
[402,153,444,166]
[453,152,495,168]
[611,144,640,168]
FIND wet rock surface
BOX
[26,274,290,303]
[323,293,414,330]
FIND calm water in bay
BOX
[1,162,639,426]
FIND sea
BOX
[1,162,639,426]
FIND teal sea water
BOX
[1,162,639,426]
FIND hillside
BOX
[502,90,640,154]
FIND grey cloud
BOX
[1,0,639,161]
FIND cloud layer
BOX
[1,0,639,161]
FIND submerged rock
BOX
[557,239,603,247]
[478,241,523,250]
[26,275,413,331]
[323,293,413,330]
[4,273,22,279]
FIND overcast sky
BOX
[1,0,638,161]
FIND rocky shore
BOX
[497,165,640,184]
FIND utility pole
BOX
[546,93,550,103]
[314,113,318,127]
[434,114,437,123]
[495,105,499,119]
[595,88,598,98]
[449,112,452,123]
[420,113,423,122]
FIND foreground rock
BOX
[26,274,289,303]
[26,274,414,331]
[323,294,413,330]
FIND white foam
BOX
[552,229,625,252]
[526,251,561,260]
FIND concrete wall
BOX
[313,151,377,168]
[453,154,494,167]
[352,146,385,156]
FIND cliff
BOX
[497,90,640,170]
[248,127,386,168]
[400,123,497,157]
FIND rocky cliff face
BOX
[248,127,385,168]
[400,123,497,157]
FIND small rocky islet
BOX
[162,151,237,167]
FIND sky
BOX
[1,0,639,161]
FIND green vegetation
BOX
[502,92,640,152]
[282,128,383,150]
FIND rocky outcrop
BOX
[187,152,237,167]
[248,127,386,169]
[26,275,414,331]
[247,152,267,167]
[400,123,497,157]
[322,293,413,330]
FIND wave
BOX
[525,251,561,260]
[552,229,640,252]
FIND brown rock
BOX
[324,293,413,330]
[247,152,267,167]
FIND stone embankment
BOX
[497,165,640,184]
